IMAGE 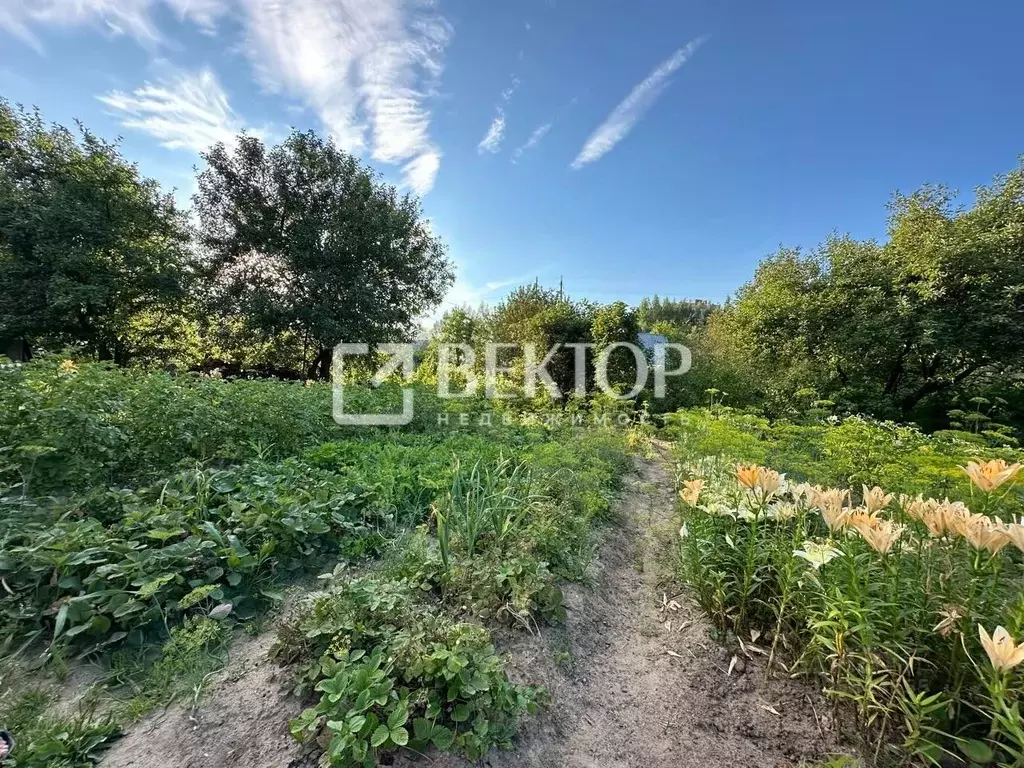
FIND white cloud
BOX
[240,0,450,195]
[402,149,442,196]
[2,0,450,196]
[571,35,708,170]
[477,113,505,154]
[0,0,231,47]
[98,67,250,153]
[477,73,520,155]
[511,121,551,163]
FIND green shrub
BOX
[276,576,540,767]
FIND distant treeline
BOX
[4,98,1024,433]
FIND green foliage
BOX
[0,685,118,768]
[0,455,380,654]
[591,301,642,393]
[277,576,540,767]
[670,408,1024,765]
[701,163,1024,428]
[637,295,716,333]
[193,131,453,379]
[0,100,190,364]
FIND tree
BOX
[591,301,641,392]
[0,100,190,362]
[193,131,454,379]
[637,296,715,332]
[488,283,595,397]
[715,160,1024,423]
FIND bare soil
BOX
[99,447,839,768]
[100,632,314,768]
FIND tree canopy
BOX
[0,100,190,363]
[193,131,454,378]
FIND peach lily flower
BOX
[680,479,704,506]
[862,485,894,514]
[962,459,1022,493]
[735,464,762,490]
[978,625,1024,672]
[857,519,904,554]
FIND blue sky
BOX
[2,1,1023,317]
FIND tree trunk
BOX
[307,348,332,380]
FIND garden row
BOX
[0,359,635,767]
[667,408,1024,767]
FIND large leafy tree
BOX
[193,131,454,379]
[719,161,1024,422]
[0,100,189,362]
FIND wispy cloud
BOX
[0,0,230,49]
[477,74,520,155]
[99,67,251,153]
[2,0,451,196]
[477,114,506,154]
[571,35,707,170]
[510,95,577,164]
[240,0,451,195]
[511,122,551,163]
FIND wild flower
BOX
[909,497,970,538]
[793,540,842,569]
[767,502,798,521]
[679,524,689,539]
[933,605,965,638]
[901,493,930,521]
[862,485,894,514]
[978,625,1024,673]
[791,482,817,503]
[847,506,881,536]
[735,464,762,490]
[856,518,904,554]
[958,514,1012,555]
[59,359,78,373]
[680,479,704,506]
[962,459,1022,493]
[1005,520,1024,553]
[813,488,851,531]
[755,468,783,498]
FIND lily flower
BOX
[768,502,798,521]
[958,514,1011,555]
[680,479,704,506]
[756,468,783,498]
[793,540,842,570]
[862,485,894,514]
[813,488,851,530]
[978,624,1024,672]
[1005,521,1024,553]
[856,518,904,554]
[847,506,881,536]
[962,459,1022,493]
[735,464,762,490]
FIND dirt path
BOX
[465,446,835,768]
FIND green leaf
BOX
[413,718,431,741]
[390,726,409,746]
[430,726,453,750]
[386,705,408,729]
[960,739,995,765]
[370,725,390,748]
